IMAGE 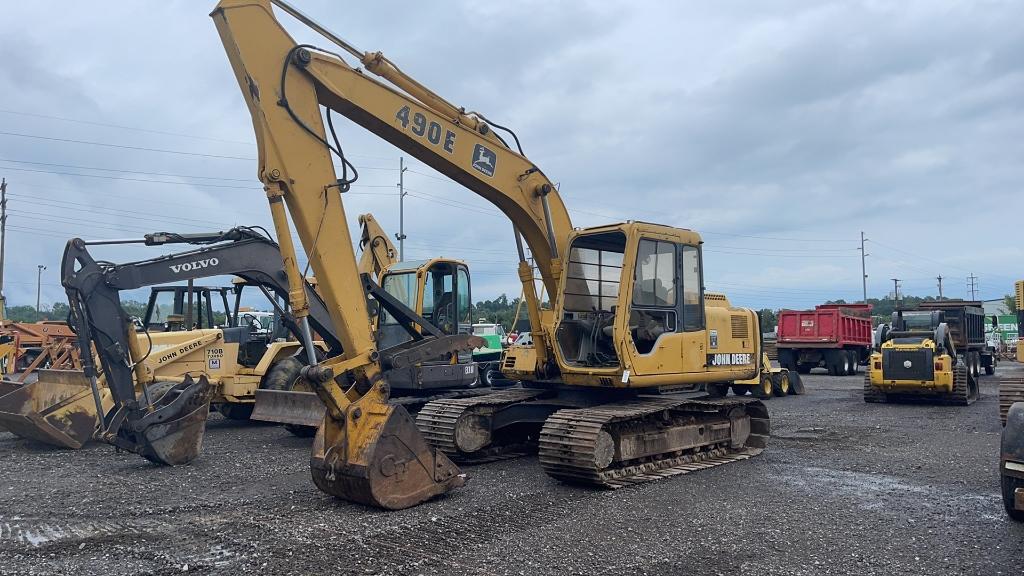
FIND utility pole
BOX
[36,264,46,313]
[859,231,869,303]
[396,157,408,261]
[967,274,979,301]
[0,178,7,321]
[936,275,943,299]
[891,278,901,307]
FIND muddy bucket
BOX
[310,402,465,510]
[0,370,108,448]
[129,375,215,465]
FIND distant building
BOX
[983,298,1011,316]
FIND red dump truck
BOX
[776,304,873,376]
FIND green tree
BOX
[1005,294,1019,315]
[757,308,778,332]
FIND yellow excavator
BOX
[253,214,489,432]
[211,0,777,509]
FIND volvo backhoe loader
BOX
[212,0,777,509]
[0,227,339,460]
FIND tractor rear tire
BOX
[261,357,317,437]
[1002,473,1024,521]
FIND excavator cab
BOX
[545,223,758,387]
[377,259,471,346]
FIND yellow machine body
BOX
[868,339,954,393]
[211,0,779,509]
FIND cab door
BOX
[624,238,685,376]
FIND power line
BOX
[0,130,257,161]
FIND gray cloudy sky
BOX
[0,0,1021,313]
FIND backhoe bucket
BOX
[251,389,324,428]
[311,403,465,510]
[132,375,215,466]
[0,370,108,448]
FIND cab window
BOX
[631,239,677,354]
[681,245,703,331]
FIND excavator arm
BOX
[212,0,572,366]
[60,228,340,463]
[357,213,398,278]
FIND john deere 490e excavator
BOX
[210,0,779,509]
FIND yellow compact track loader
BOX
[865,307,980,405]
[210,0,786,508]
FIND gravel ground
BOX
[1,365,1022,576]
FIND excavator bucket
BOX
[251,389,324,428]
[131,375,216,466]
[0,370,109,448]
[310,402,465,510]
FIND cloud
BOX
[0,0,1021,314]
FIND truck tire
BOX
[971,352,981,379]
[826,350,841,376]
[797,363,813,374]
[778,349,797,371]
[848,350,860,374]
[986,361,995,376]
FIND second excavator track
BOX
[537,396,769,488]
[1000,378,1024,425]
[415,388,550,463]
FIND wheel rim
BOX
[763,378,773,395]
[779,374,790,394]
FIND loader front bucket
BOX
[251,389,324,428]
[0,370,108,448]
[310,402,465,510]
[130,375,215,466]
